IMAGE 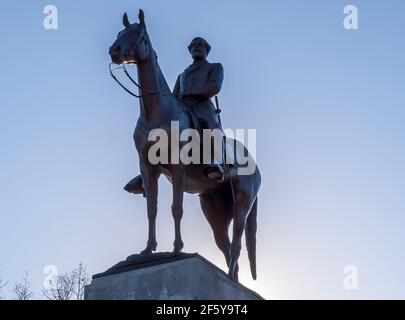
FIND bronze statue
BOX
[173,36,225,180]
[108,9,261,281]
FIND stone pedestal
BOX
[84,252,263,300]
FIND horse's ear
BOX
[139,9,145,27]
[123,12,130,28]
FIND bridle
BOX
[109,61,161,99]
[109,62,143,98]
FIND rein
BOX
[109,63,160,98]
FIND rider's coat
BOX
[173,59,224,130]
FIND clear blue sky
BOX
[1,0,405,299]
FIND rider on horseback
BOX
[124,37,225,196]
[173,37,225,181]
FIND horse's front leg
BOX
[171,166,185,253]
[140,163,159,255]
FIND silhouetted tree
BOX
[12,271,33,300]
[73,262,90,300]
[0,274,8,299]
[42,263,90,300]
[42,272,75,300]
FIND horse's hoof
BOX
[140,242,157,255]
[140,248,153,255]
[172,247,183,254]
[172,240,184,254]
[228,269,239,282]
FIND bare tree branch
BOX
[42,273,75,300]
[0,274,8,300]
[42,262,90,300]
[0,278,7,290]
[73,262,90,300]
[12,271,33,300]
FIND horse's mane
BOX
[145,31,172,96]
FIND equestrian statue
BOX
[108,9,261,281]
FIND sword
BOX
[214,96,222,127]
[214,96,236,204]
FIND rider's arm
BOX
[190,63,224,100]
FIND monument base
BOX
[84,252,263,300]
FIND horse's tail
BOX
[245,197,258,280]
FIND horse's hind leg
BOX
[199,193,232,267]
[228,192,252,281]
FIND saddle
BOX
[182,108,204,136]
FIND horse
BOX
[108,9,261,281]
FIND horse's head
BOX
[109,9,150,65]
